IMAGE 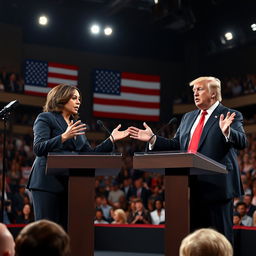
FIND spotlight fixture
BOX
[154,0,159,4]
[104,27,113,36]
[90,24,100,34]
[38,15,48,26]
[224,32,233,41]
[251,23,256,31]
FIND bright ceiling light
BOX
[224,32,233,41]
[154,0,159,4]
[38,15,48,26]
[251,23,256,31]
[91,24,100,34]
[104,27,113,36]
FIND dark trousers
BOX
[190,196,234,244]
[31,190,68,230]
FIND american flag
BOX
[24,59,79,96]
[93,69,160,121]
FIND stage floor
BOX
[95,251,164,256]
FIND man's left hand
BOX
[219,111,236,137]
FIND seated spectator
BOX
[179,228,233,256]
[100,196,112,221]
[0,223,15,256]
[150,199,165,225]
[127,198,137,223]
[235,202,253,226]
[112,209,127,224]
[233,212,243,226]
[243,194,256,217]
[129,199,151,224]
[16,203,34,224]
[15,219,70,256]
[131,177,150,207]
[94,209,109,224]
[108,180,125,208]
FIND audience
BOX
[0,223,15,256]
[112,209,127,224]
[179,228,233,256]
[15,219,70,256]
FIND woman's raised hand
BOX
[110,124,129,142]
[61,120,86,143]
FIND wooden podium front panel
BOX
[68,175,95,256]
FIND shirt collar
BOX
[201,101,219,116]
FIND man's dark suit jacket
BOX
[27,112,113,193]
[154,103,247,201]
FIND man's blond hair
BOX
[189,76,222,102]
[179,228,233,256]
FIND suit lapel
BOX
[54,112,68,132]
[197,103,223,150]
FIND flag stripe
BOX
[121,86,160,96]
[49,62,78,71]
[93,111,159,121]
[122,79,160,89]
[122,72,160,82]
[47,77,77,86]
[94,92,160,103]
[93,98,160,108]
[48,66,78,76]
[25,85,51,93]
[48,72,78,81]
[93,104,159,115]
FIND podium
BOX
[133,151,227,256]
[47,153,122,256]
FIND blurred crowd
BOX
[1,123,256,227]
[0,68,24,93]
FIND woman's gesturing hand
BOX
[110,124,129,142]
[61,120,87,143]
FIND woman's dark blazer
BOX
[27,112,113,193]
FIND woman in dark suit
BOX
[27,84,128,228]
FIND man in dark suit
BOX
[129,76,247,242]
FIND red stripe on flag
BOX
[121,86,160,96]
[49,62,78,70]
[93,111,159,121]
[93,98,160,108]
[121,72,160,82]
[48,72,78,80]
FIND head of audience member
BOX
[111,180,120,191]
[15,220,70,256]
[0,223,15,256]
[243,194,253,207]
[113,209,127,224]
[134,177,143,189]
[233,212,242,226]
[95,196,102,208]
[235,201,248,217]
[135,199,144,212]
[95,209,105,222]
[155,199,164,211]
[189,76,221,110]
[179,228,233,256]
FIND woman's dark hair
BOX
[43,84,81,119]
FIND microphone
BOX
[145,117,177,153]
[0,100,19,118]
[97,120,116,153]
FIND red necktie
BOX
[188,110,208,153]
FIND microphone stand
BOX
[0,112,10,222]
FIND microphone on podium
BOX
[145,117,177,153]
[97,120,116,153]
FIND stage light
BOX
[251,23,256,31]
[104,27,112,36]
[154,0,159,4]
[91,24,100,34]
[38,15,48,26]
[224,32,233,41]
